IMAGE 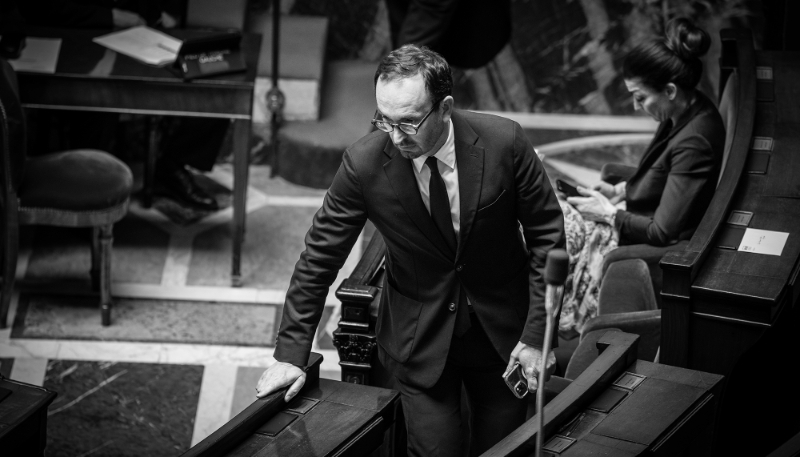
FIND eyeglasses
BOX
[371,101,439,135]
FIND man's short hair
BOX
[374,44,453,105]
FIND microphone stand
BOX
[535,249,568,457]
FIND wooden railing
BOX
[659,28,757,367]
[180,353,323,457]
[333,234,387,385]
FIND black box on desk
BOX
[173,30,245,80]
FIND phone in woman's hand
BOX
[556,179,581,198]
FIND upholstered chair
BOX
[1,58,133,327]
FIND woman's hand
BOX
[567,187,618,225]
[593,181,626,205]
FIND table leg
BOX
[231,118,251,287]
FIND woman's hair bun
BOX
[665,17,711,60]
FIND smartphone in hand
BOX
[556,179,581,198]
[503,363,529,399]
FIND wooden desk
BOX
[13,28,261,285]
[485,331,723,457]
[660,29,800,455]
[182,353,403,457]
[0,375,58,457]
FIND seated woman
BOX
[558,17,725,338]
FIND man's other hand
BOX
[112,8,146,28]
[503,342,556,393]
[255,361,306,402]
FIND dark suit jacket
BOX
[274,110,564,388]
[386,0,511,69]
[18,0,172,29]
[0,59,26,192]
[616,93,725,246]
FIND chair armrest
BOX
[602,243,688,276]
[582,311,661,363]
[527,376,573,416]
[565,312,661,379]
[563,329,623,380]
[600,163,638,184]
[582,310,661,336]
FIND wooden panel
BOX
[592,378,705,445]
[182,356,401,457]
[321,378,399,413]
[16,29,259,117]
[483,331,639,457]
[484,338,723,457]
[559,437,644,456]
[562,433,647,456]
[248,402,378,457]
[0,378,56,429]
[661,30,800,455]
[0,377,57,456]
[20,77,253,117]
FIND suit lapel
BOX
[382,139,454,259]
[452,113,484,260]
[634,120,672,175]
[633,96,711,180]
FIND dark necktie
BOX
[425,157,470,336]
[425,156,457,254]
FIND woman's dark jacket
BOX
[615,92,725,246]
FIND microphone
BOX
[544,249,569,317]
[536,248,569,457]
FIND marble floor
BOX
[0,116,652,456]
[1,164,354,456]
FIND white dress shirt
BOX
[411,120,460,236]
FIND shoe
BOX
[155,166,219,211]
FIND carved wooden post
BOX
[333,234,386,385]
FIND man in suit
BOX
[256,44,564,456]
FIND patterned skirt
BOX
[557,200,620,340]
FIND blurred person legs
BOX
[396,313,527,456]
[385,0,510,69]
[154,117,228,211]
[26,112,228,211]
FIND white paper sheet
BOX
[92,26,181,66]
[7,37,62,73]
[738,228,789,256]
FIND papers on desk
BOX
[7,37,62,73]
[738,228,789,256]
[93,26,182,66]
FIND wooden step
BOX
[274,59,377,189]
[245,14,328,122]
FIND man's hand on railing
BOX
[255,361,306,402]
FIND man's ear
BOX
[665,83,678,100]
[440,95,455,122]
